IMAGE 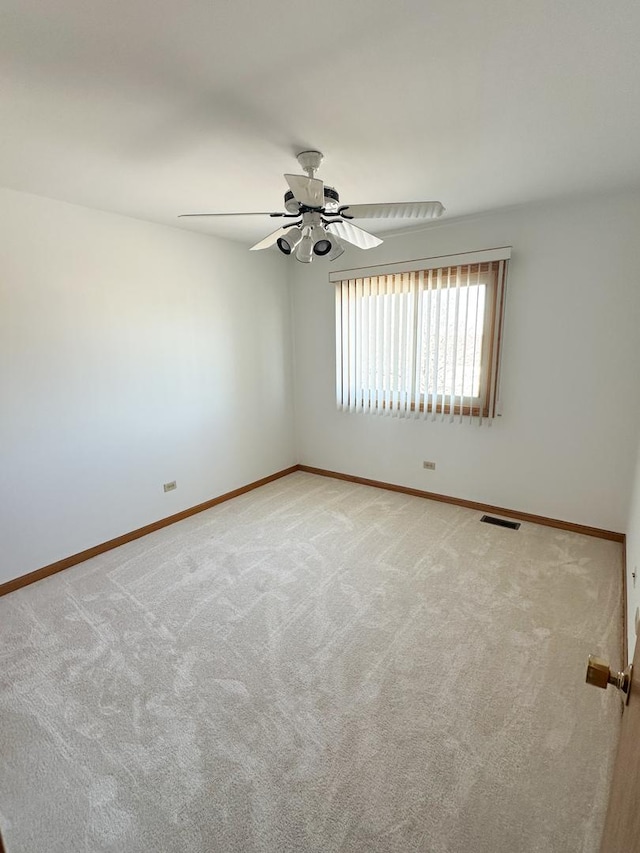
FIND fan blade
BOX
[326,220,383,250]
[249,226,294,251]
[284,174,324,208]
[339,201,445,220]
[178,211,285,218]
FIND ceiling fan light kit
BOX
[295,230,314,264]
[325,239,346,262]
[179,150,445,263]
[276,225,303,255]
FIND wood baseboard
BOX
[1,462,625,600]
[297,465,626,543]
[0,466,299,597]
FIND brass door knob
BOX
[586,655,633,703]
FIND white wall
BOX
[4,184,639,606]
[292,190,640,533]
[0,187,295,585]
[625,443,640,661]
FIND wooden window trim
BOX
[335,256,508,420]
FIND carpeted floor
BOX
[0,472,623,853]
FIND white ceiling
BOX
[1,0,639,244]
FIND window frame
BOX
[333,248,510,422]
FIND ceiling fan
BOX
[179,151,445,263]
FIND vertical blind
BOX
[333,248,510,423]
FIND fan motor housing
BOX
[284,186,339,214]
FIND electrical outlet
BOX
[423,461,436,470]
[163,481,177,492]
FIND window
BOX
[332,248,510,422]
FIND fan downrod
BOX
[297,150,324,178]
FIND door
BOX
[597,631,640,852]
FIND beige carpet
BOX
[0,472,622,853]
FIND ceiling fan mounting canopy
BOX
[178,150,445,263]
[296,149,324,177]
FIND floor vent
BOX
[480,515,521,530]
